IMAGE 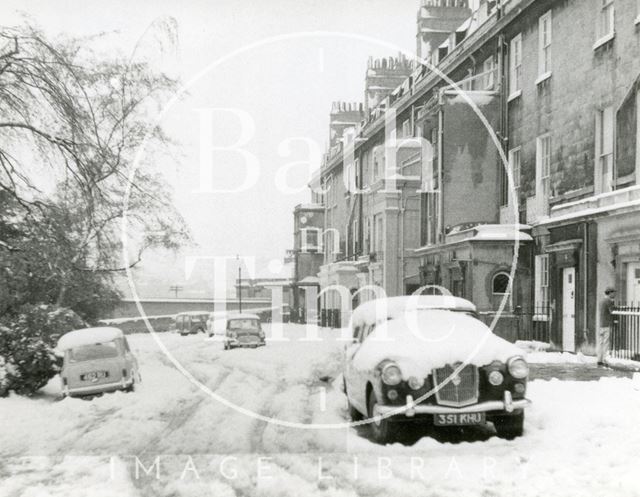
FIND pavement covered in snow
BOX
[1,324,640,496]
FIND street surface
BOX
[1,324,639,497]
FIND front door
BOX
[627,262,640,304]
[562,267,576,352]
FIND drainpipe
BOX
[437,95,445,244]
[399,197,404,295]
[497,34,508,208]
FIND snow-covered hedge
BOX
[0,304,85,397]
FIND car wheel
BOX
[367,390,395,444]
[493,411,524,440]
[343,378,363,421]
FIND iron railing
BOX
[477,305,552,344]
[611,304,640,361]
[320,309,341,328]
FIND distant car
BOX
[57,327,140,398]
[342,296,531,443]
[175,311,209,335]
[223,313,266,349]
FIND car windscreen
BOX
[228,319,259,330]
[67,341,119,362]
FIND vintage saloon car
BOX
[57,327,140,397]
[223,313,266,349]
[342,296,530,443]
[175,311,209,336]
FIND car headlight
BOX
[380,363,402,386]
[507,357,529,379]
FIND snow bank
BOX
[526,351,596,364]
[352,296,474,329]
[516,340,552,352]
[353,310,523,378]
[57,327,123,350]
[7,324,640,497]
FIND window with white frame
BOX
[508,147,521,199]
[325,229,333,260]
[461,69,474,92]
[538,11,552,76]
[354,157,360,191]
[401,119,411,138]
[509,34,522,97]
[597,106,614,192]
[351,218,359,255]
[597,0,615,41]
[302,228,320,252]
[536,135,552,210]
[534,254,549,319]
[372,148,382,182]
[345,163,354,195]
[364,217,371,254]
[374,214,384,253]
[482,56,495,90]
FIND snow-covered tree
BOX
[0,21,190,317]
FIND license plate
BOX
[434,412,485,426]
[81,371,107,382]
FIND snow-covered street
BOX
[2,324,640,497]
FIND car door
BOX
[344,324,362,406]
[350,324,375,412]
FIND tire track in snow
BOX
[136,367,233,456]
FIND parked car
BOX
[57,327,140,398]
[342,296,530,443]
[175,311,209,335]
[223,313,266,349]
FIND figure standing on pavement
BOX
[598,287,616,367]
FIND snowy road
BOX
[2,324,640,497]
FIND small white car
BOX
[222,313,266,349]
[57,327,140,397]
[342,296,530,443]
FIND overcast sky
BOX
[2,0,432,296]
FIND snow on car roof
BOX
[175,311,210,316]
[57,327,124,350]
[353,310,521,376]
[227,313,260,320]
[351,296,476,327]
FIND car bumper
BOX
[227,338,265,347]
[374,391,531,418]
[64,378,133,396]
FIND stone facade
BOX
[293,0,640,350]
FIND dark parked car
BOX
[342,296,531,444]
[175,312,209,336]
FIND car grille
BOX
[433,363,479,407]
